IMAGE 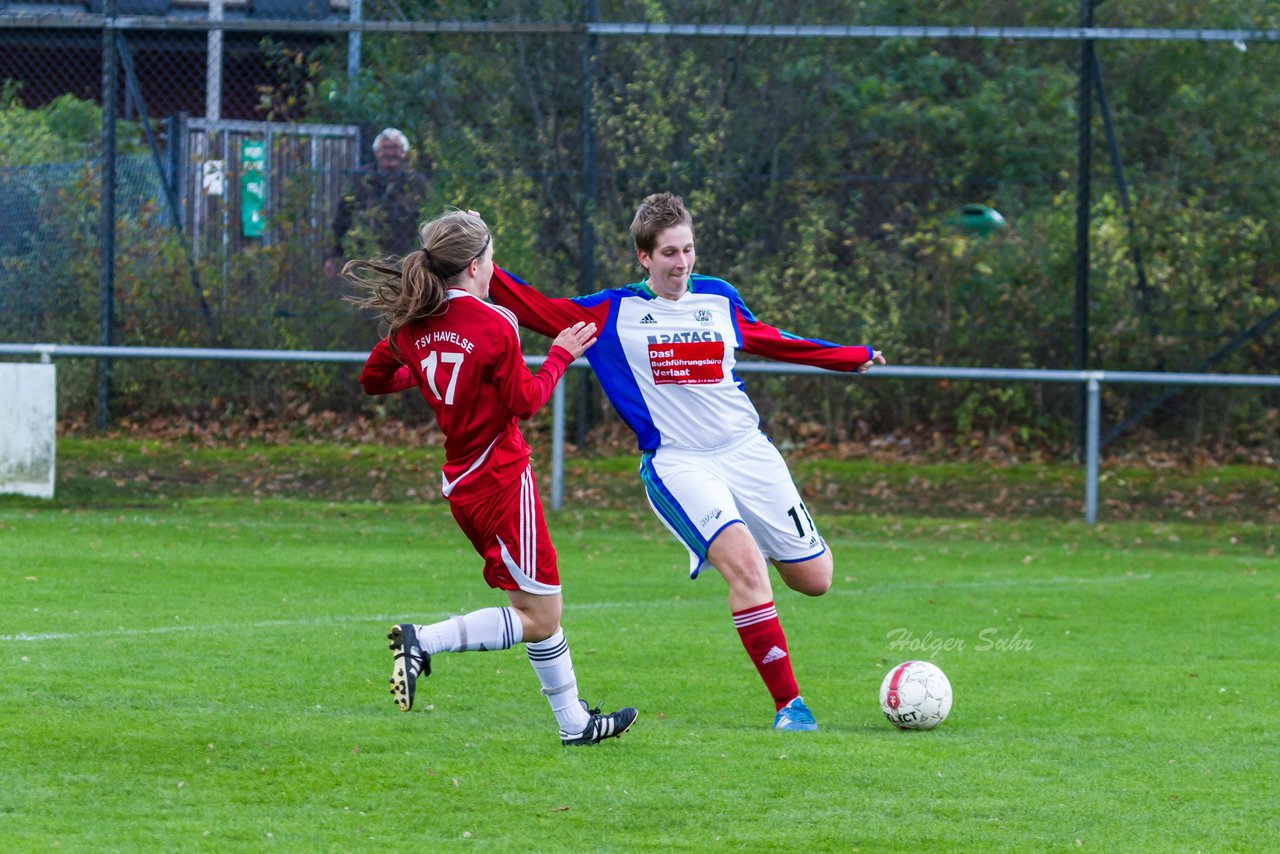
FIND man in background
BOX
[325,128,430,276]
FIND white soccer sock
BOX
[526,630,591,735]
[415,607,523,656]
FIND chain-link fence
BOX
[2,2,1278,455]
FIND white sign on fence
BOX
[0,363,56,499]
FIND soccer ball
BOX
[879,660,952,730]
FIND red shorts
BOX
[449,465,561,594]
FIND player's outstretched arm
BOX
[735,302,879,373]
[707,279,878,372]
[488,266,599,339]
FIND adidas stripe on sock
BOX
[527,630,591,735]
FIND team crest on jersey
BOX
[695,309,713,323]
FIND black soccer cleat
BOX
[560,701,638,746]
[387,623,430,712]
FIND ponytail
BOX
[344,210,491,343]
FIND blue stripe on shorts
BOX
[639,452,711,571]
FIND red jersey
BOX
[359,288,572,502]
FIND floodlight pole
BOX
[1074,0,1095,461]
[206,0,223,121]
[579,0,599,296]
[573,0,601,457]
[347,0,362,88]
[97,0,118,431]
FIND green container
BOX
[951,203,1006,236]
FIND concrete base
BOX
[0,363,56,499]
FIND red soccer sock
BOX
[732,601,799,711]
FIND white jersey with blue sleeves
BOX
[488,268,876,453]
[587,278,759,451]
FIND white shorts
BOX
[639,432,826,578]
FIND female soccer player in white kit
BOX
[486,194,885,731]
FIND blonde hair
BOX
[630,192,694,254]
[344,210,491,343]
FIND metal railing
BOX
[4,342,1279,523]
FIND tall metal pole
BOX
[1073,0,1095,460]
[575,0,600,452]
[347,0,363,90]
[580,0,599,280]
[206,0,223,121]
[97,0,118,431]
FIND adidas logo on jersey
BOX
[761,646,788,664]
[639,313,658,324]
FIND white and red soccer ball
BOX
[879,660,953,730]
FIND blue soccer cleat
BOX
[773,696,818,732]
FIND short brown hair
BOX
[630,192,694,255]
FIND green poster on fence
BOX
[240,139,266,238]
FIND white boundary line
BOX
[1,572,1153,643]
[0,613,405,643]
[837,572,1153,595]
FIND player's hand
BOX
[856,350,886,374]
[552,321,598,359]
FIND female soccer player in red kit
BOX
[347,210,636,746]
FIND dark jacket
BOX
[331,164,431,259]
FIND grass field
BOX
[2,442,1278,851]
